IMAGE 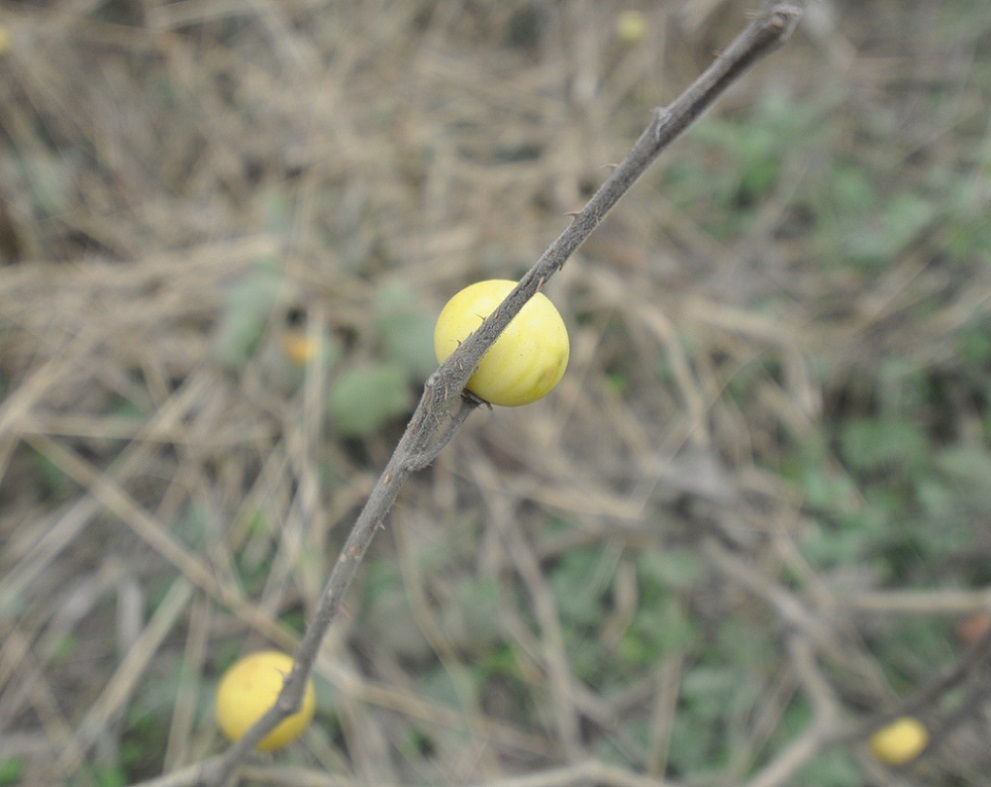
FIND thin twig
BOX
[194,5,802,785]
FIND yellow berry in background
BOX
[615,10,647,46]
[281,330,317,366]
[869,716,929,766]
[434,279,570,407]
[215,650,316,752]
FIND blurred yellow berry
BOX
[215,650,315,752]
[869,716,928,766]
[282,330,317,366]
[615,10,647,46]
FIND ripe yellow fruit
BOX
[869,716,929,766]
[282,330,317,366]
[434,279,569,407]
[215,650,315,752]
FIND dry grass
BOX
[2,1,991,785]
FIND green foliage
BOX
[375,284,438,382]
[118,661,184,775]
[838,418,929,477]
[874,617,955,693]
[664,95,819,237]
[957,319,991,367]
[712,617,774,670]
[0,759,23,786]
[550,548,610,629]
[791,402,991,577]
[293,282,438,438]
[620,550,700,665]
[636,547,703,591]
[766,290,991,581]
[214,263,282,370]
[327,362,412,437]
[793,751,862,787]
[668,666,738,773]
[88,765,127,787]
[45,632,77,667]
[441,576,503,651]
[547,545,702,690]
[843,192,937,270]
[23,443,75,501]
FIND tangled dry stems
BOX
[2,1,991,786]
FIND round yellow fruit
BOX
[434,279,569,407]
[282,330,317,366]
[215,650,316,752]
[869,716,928,766]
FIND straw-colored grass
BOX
[2,1,991,785]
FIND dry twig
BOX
[189,5,804,785]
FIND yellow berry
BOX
[869,716,928,766]
[434,279,569,407]
[282,330,317,366]
[615,10,647,46]
[215,650,315,752]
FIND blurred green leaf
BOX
[215,264,281,370]
[327,362,412,436]
[441,577,502,651]
[360,561,430,660]
[829,164,877,214]
[0,759,23,785]
[26,444,74,500]
[681,665,738,712]
[96,770,127,787]
[714,618,773,668]
[622,598,697,664]
[636,548,702,591]
[375,284,438,381]
[957,320,991,365]
[801,524,871,566]
[875,617,955,692]
[799,465,859,513]
[379,310,437,380]
[934,445,991,495]
[379,319,437,381]
[421,664,477,711]
[845,192,935,267]
[793,751,861,787]
[839,418,928,475]
[550,549,608,628]
[668,665,739,772]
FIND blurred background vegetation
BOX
[1,1,990,785]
